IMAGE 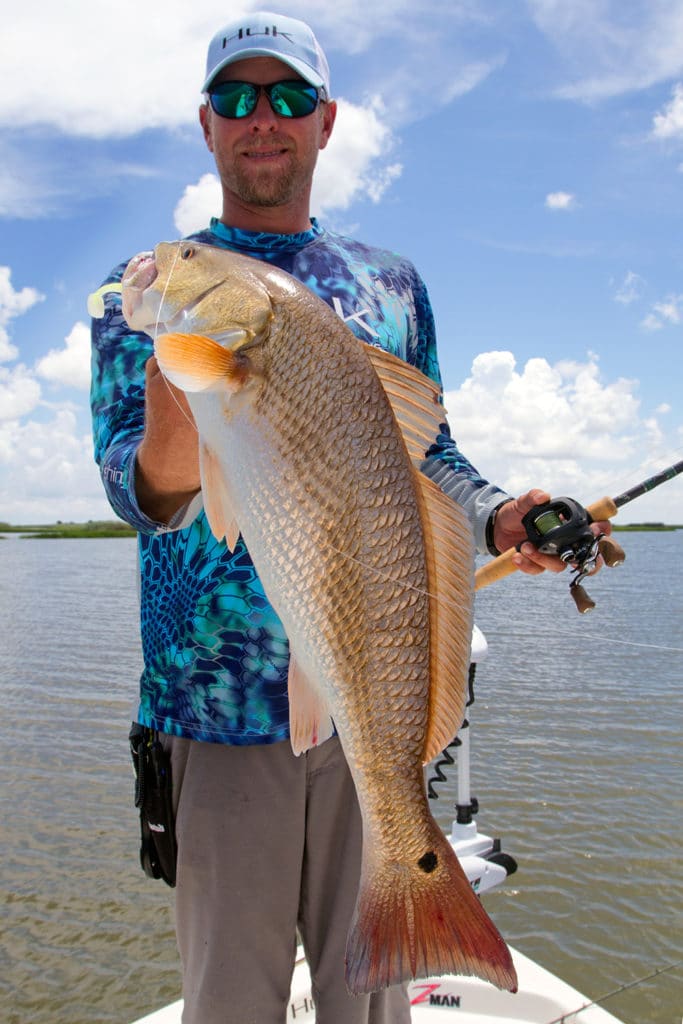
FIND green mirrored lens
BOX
[208,81,320,119]
[269,82,319,117]
[209,82,258,118]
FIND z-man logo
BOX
[410,983,441,1005]
[410,983,462,1008]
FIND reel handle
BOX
[474,494,621,592]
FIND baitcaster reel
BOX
[521,497,623,613]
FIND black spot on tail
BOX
[417,850,438,873]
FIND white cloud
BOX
[174,174,222,235]
[614,270,645,305]
[312,98,402,214]
[35,322,93,391]
[0,2,500,140]
[441,349,683,521]
[0,408,111,524]
[545,191,577,211]
[0,364,42,421]
[0,2,211,138]
[173,97,404,233]
[0,266,45,362]
[640,294,683,330]
[443,349,645,500]
[653,82,683,139]
[527,0,683,100]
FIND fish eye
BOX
[181,246,195,260]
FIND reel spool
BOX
[522,497,607,613]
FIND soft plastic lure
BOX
[87,282,123,319]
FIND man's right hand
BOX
[135,356,201,523]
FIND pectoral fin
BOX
[155,331,251,393]
[288,654,334,756]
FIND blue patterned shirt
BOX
[90,220,506,743]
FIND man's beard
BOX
[230,163,302,207]
[219,142,317,209]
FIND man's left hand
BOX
[493,489,612,577]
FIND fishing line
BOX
[484,628,683,654]
[153,241,199,435]
[543,959,683,1024]
[303,542,683,657]
[321,537,454,605]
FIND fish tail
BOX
[345,821,517,995]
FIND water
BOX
[0,533,681,1024]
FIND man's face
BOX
[200,56,336,212]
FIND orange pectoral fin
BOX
[155,331,251,393]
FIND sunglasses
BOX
[207,80,322,120]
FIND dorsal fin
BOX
[413,467,475,764]
[362,344,446,465]
[363,343,475,759]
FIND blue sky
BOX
[1,0,682,524]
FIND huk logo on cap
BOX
[222,25,296,49]
[202,13,331,96]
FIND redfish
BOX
[122,240,517,995]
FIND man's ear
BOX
[199,103,214,153]
[319,99,337,151]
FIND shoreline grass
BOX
[0,520,137,539]
[0,519,680,539]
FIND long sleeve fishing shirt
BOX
[91,219,509,744]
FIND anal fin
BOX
[288,654,334,756]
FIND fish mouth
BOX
[121,251,228,335]
[121,253,159,328]
[122,251,157,292]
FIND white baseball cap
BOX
[202,12,331,98]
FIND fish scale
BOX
[122,240,517,996]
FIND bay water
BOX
[0,532,681,1023]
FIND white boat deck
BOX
[131,943,625,1024]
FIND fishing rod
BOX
[543,959,683,1024]
[475,460,683,613]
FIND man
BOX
[91,12,606,1024]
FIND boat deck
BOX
[131,944,625,1024]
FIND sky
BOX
[1,0,683,526]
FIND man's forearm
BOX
[134,441,200,524]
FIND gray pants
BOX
[165,734,412,1024]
